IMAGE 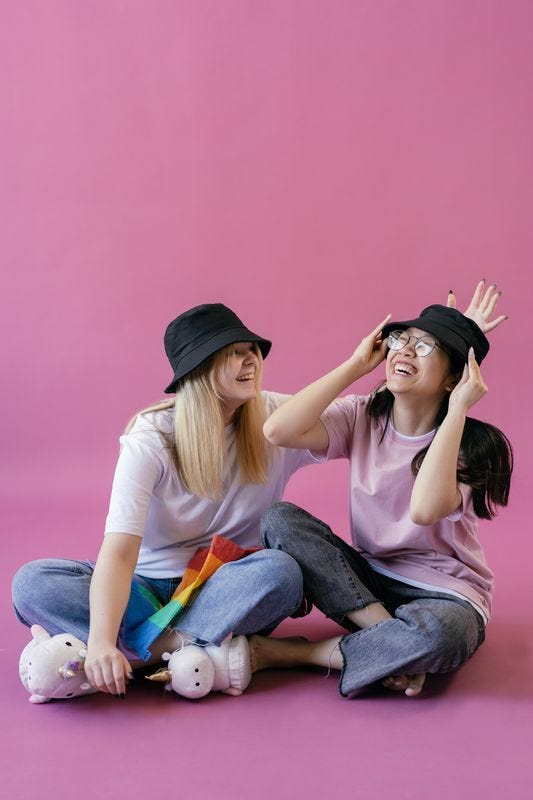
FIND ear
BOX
[31,625,50,643]
[445,371,462,392]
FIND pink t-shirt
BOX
[321,394,493,621]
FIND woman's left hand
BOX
[447,280,507,333]
[448,348,488,414]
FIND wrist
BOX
[345,355,370,381]
[444,404,467,425]
[87,633,117,650]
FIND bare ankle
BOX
[347,602,392,629]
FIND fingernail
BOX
[448,289,454,294]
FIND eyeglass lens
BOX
[387,331,436,357]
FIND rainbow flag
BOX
[123,535,259,661]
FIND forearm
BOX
[410,409,466,525]
[264,316,390,449]
[88,534,140,648]
[264,356,366,447]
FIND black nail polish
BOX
[449,289,454,294]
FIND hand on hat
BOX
[446,280,507,333]
[350,314,392,375]
[448,348,488,416]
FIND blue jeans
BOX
[12,549,303,659]
[261,502,486,696]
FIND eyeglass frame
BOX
[386,329,442,358]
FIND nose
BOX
[244,349,258,365]
[398,335,417,357]
[402,341,417,357]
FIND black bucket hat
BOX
[382,304,489,364]
[163,303,272,393]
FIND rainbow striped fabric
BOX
[123,534,259,660]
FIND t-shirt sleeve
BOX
[318,395,358,461]
[262,390,326,469]
[104,423,165,537]
[446,483,473,521]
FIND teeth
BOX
[237,373,254,381]
[394,363,415,376]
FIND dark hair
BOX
[369,344,513,519]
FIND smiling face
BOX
[385,327,457,400]
[214,342,262,420]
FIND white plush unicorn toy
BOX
[146,636,251,699]
[19,624,98,704]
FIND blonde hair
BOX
[125,344,270,500]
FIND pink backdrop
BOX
[1,3,532,799]
[2,2,529,535]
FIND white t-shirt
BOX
[105,392,319,578]
[321,394,493,621]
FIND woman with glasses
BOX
[252,283,512,698]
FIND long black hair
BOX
[369,345,513,520]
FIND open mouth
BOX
[392,362,417,376]
[236,373,255,382]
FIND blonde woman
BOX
[13,304,316,700]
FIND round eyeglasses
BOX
[387,330,440,358]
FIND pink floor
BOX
[2,499,531,800]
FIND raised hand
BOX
[350,314,392,375]
[448,348,488,415]
[447,280,507,333]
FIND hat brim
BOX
[382,310,489,364]
[164,327,271,393]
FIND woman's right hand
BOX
[350,314,392,375]
[84,641,133,696]
[86,532,141,696]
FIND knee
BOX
[12,559,52,600]
[431,607,481,670]
[260,501,303,548]
[12,558,90,623]
[12,559,53,620]
[397,602,480,672]
[255,549,303,604]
